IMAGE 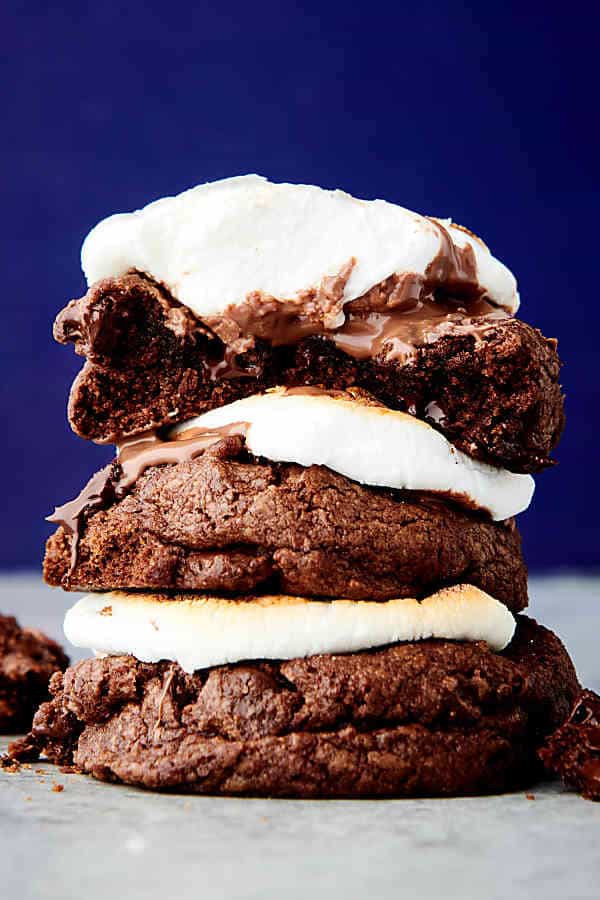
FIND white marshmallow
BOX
[170,390,534,521]
[64,585,516,674]
[81,175,519,319]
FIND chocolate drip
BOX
[47,464,119,571]
[48,423,248,570]
[116,423,247,491]
[425,218,479,289]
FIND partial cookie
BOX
[44,442,528,610]
[10,617,578,796]
[539,690,600,801]
[55,273,563,472]
[0,614,69,732]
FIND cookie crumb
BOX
[525,793,535,800]
[52,783,64,793]
[0,613,68,732]
[539,689,600,801]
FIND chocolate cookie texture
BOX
[10,618,578,797]
[55,273,563,472]
[539,690,600,801]
[43,441,528,611]
[0,614,69,732]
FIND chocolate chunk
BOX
[43,447,528,610]
[539,690,600,801]
[55,274,564,473]
[0,614,69,733]
[12,617,578,797]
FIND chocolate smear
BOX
[48,423,248,570]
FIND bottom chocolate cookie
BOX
[10,617,578,797]
[0,613,69,732]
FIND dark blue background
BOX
[2,2,597,570]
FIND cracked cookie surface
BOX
[44,439,528,609]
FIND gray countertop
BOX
[2,574,600,900]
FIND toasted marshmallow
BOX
[64,585,516,673]
[81,175,519,319]
[170,390,534,521]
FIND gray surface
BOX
[1,573,600,900]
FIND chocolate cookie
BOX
[44,441,528,610]
[10,617,577,796]
[55,273,563,472]
[539,690,600,800]
[0,614,69,732]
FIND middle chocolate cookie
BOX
[44,435,528,611]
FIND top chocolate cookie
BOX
[56,177,564,472]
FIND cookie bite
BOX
[55,177,563,471]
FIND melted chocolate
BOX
[333,296,506,363]
[204,219,508,369]
[426,218,479,288]
[205,259,356,356]
[117,423,248,491]
[61,222,509,386]
[47,464,118,571]
[48,423,248,570]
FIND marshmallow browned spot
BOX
[64,585,517,673]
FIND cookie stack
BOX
[26,176,580,796]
